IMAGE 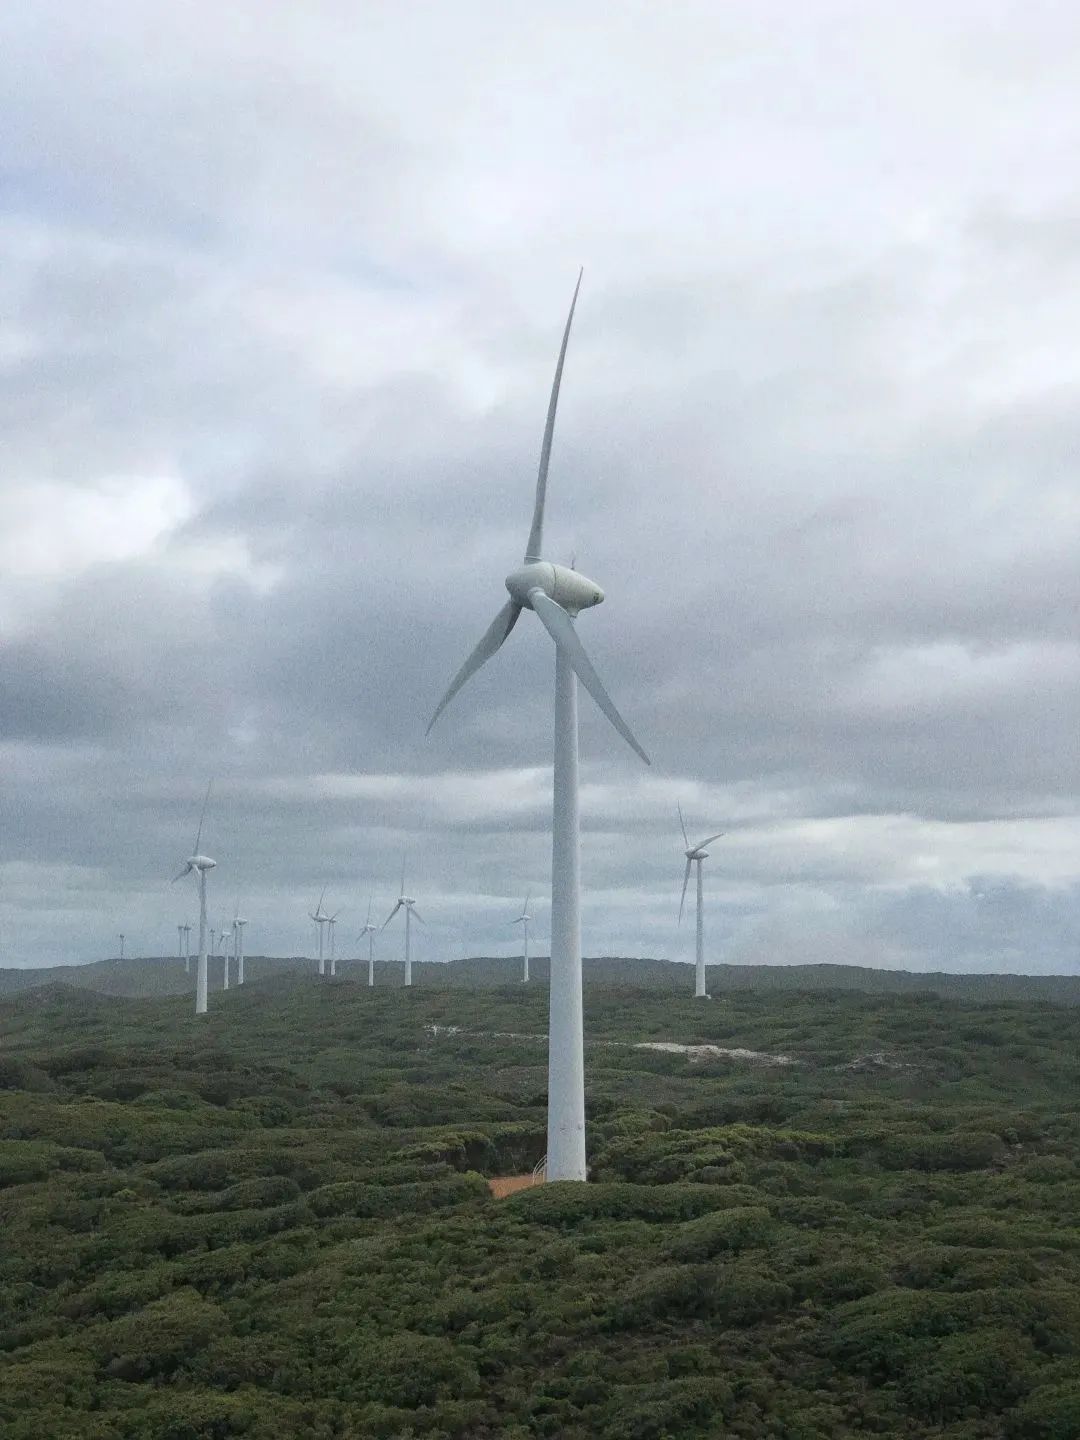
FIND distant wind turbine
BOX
[678,804,725,1000]
[382,856,424,987]
[512,893,532,983]
[309,888,330,976]
[327,909,341,977]
[427,272,649,1181]
[357,896,378,987]
[233,903,247,986]
[118,933,125,961]
[172,781,216,1015]
[177,923,185,973]
[218,922,231,990]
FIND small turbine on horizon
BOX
[172,781,216,1016]
[678,804,725,1000]
[427,272,649,1182]
[357,896,378,988]
[382,856,424,987]
[511,893,532,983]
[327,909,342,977]
[118,934,125,961]
[233,902,247,986]
[217,922,230,990]
[309,888,331,977]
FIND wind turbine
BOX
[118,934,125,961]
[218,923,230,990]
[327,909,341,977]
[172,781,216,1015]
[678,804,725,1000]
[511,893,532,983]
[427,272,649,1181]
[233,903,247,986]
[309,888,330,976]
[357,897,378,987]
[177,923,185,972]
[382,857,424,987]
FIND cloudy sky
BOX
[3,1,1080,973]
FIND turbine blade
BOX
[678,858,692,924]
[366,894,372,926]
[525,270,583,563]
[530,590,650,764]
[317,885,326,913]
[381,900,403,930]
[193,779,213,855]
[426,601,521,733]
[696,832,725,850]
[678,803,689,848]
[171,867,189,884]
[400,851,407,896]
[411,907,426,925]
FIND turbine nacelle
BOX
[505,562,604,616]
[174,854,216,882]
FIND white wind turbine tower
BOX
[309,888,331,976]
[327,909,341,976]
[118,934,125,961]
[177,924,184,971]
[218,923,230,990]
[233,903,247,986]
[511,894,533,983]
[172,782,216,1016]
[357,897,378,988]
[427,273,650,1182]
[382,857,424,987]
[678,804,725,1000]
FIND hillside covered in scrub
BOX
[3,954,1080,1005]
[1,978,1079,1438]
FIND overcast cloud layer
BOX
[3,2,1080,973]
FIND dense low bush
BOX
[0,977,1077,1437]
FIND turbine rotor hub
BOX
[505,561,604,616]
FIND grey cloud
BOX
[3,3,1080,970]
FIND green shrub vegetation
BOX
[0,974,1077,1437]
